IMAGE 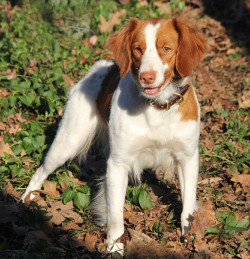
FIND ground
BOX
[0,0,249,258]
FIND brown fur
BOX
[178,84,198,121]
[96,64,120,123]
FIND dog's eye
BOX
[163,47,171,53]
[134,47,143,55]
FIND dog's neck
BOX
[148,84,190,110]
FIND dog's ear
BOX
[109,18,140,78]
[173,19,206,78]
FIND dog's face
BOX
[109,18,206,99]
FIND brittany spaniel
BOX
[21,18,206,253]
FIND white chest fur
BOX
[108,74,200,177]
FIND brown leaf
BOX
[50,200,74,210]
[89,35,98,46]
[6,113,26,135]
[188,199,218,254]
[128,229,153,244]
[3,182,22,199]
[42,180,60,198]
[124,211,144,225]
[79,56,88,65]
[231,172,250,189]
[47,207,66,225]
[62,221,82,231]
[27,58,38,75]
[6,68,17,80]
[98,10,127,33]
[198,177,223,186]
[59,209,83,224]
[0,136,15,157]
[63,74,75,89]
[238,91,250,109]
[85,233,98,251]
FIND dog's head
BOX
[109,18,206,98]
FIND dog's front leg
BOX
[178,148,199,235]
[106,158,128,254]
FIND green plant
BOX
[205,211,249,238]
[126,184,153,210]
[61,183,91,211]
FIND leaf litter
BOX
[0,0,249,258]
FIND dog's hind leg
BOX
[21,60,112,201]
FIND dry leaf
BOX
[48,207,66,225]
[85,233,98,251]
[51,200,74,210]
[98,9,127,33]
[27,58,38,75]
[42,180,61,198]
[198,177,223,186]
[62,221,82,231]
[3,182,22,198]
[231,172,250,189]
[59,209,83,224]
[6,68,17,80]
[238,91,250,109]
[0,136,15,157]
[63,74,75,89]
[89,35,98,46]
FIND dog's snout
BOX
[140,71,156,85]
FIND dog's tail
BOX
[91,176,108,226]
[21,60,114,202]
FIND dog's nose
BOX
[140,71,156,85]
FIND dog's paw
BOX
[20,191,36,203]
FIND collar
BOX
[149,84,190,110]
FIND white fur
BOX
[21,22,200,255]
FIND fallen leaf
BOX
[231,172,250,189]
[198,177,223,186]
[98,9,127,33]
[47,207,66,225]
[63,74,75,89]
[27,58,38,75]
[3,182,22,199]
[42,180,61,198]
[50,200,74,210]
[89,35,98,46]
[6,68,17,80]
[188,199,218,254]
[59,209,83,224]
[238,91,250,109]
[85,233,98,251]
[0,136,15,157]
[62,221,82,231]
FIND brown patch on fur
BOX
[96,63,120,123]
[109,18,141,78]
[173,18,206,77]
[178,84,198,121]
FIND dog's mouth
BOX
[142,78,170,96]
[143,86,162,95]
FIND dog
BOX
[21,17,206,253]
